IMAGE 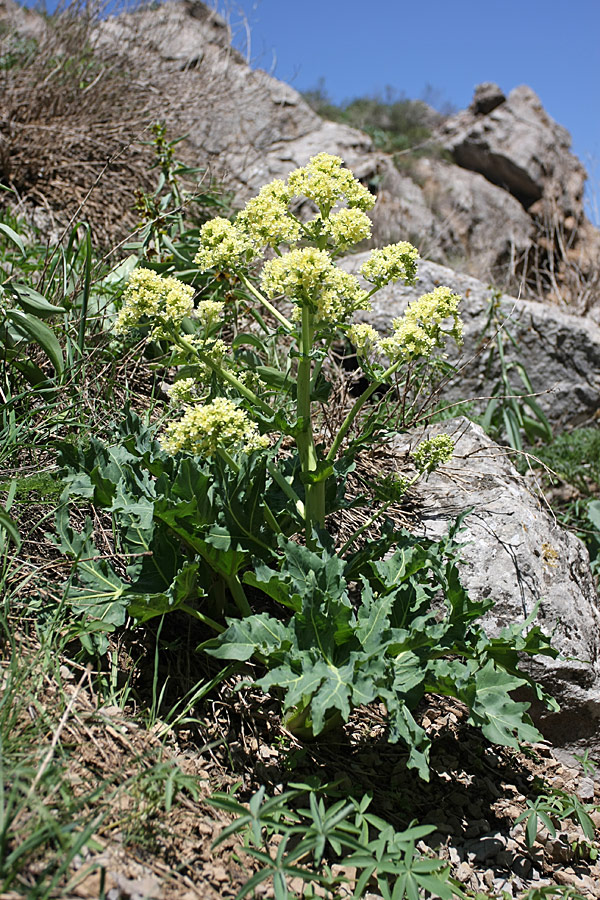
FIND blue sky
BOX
[22,0,600,220]
[224,0,600,221]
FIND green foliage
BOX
[208,782,461,900]
[515,785,597,850]
[532,428,600,495]
[205,528,557,777]
[302,81,446,160]
[476,291,552,452]
[528,428,600,574]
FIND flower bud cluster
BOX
[359,242,419,288]
[194,218,254,271]
[115,268,195,336]
[235,180,301,249]
[322,207,372,250]
[161,397,269,457]
[260,247,369,325]
[287,152,375,214]
[378,286,462,362]
[194,300,225,329]
[347,322,380,355]
[412,434,455,473]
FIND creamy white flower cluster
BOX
[194,153,376,272]
[161,397,269,457]
[359,242,419,288]
[412,434,455,473]
[260,247,370,325]
[378,286,462,362]
[287,152,375,214]
[115,268,194,336]
[348,286,462,363]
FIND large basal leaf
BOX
[205,613,293,661]
[5,309,64,375]
[54,506,128,628]
[468,661,541,748]
[127,561,204,623]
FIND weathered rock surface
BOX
[342,252,600,428]
[4,0,599,300]
[439,84,586,221]
[394,419,600,752]
[409,157,534,283]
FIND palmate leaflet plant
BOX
[58,153,559,771]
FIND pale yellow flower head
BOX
[347,322,380,355]
[194,299,225,329]
[167,377,197,405]
[260,247,369,325]
[359,242,420,288]
[235,180,301,249]
[378,318,435,361]
[115,268,194,336]
[287,152,375,214]
[377,285,462,362]
[322,207,372,250]
[412,434,455,473]
[161,397,269,457]
[195,218,253,271]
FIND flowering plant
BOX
[58,153,558,768]
[117,152,461,543]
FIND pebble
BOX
[511,856,532,878]
[464,818,490,839]
[467,835,505,863]
[547,836,573,863]
[578,776,596,801]
[482,869,495,888]
[456,862,473,883]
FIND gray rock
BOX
[390,419,600,754]
[466,834,506,863]
[341,251,600,428]
[409,157,534,285]
[470,83,506,116]
[439,84,586,221]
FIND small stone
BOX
[547,836,572,864]
[483,869,495,888]
[511,856,532,878]
[577,776,595,801]
[448,846,461,865]
[464,818,490,838]
[554,868,581,888]
[456,862,473,883]
[468,836,505,863]
[211,865,228,883]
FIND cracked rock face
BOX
[342,252,600,428]
[438,84,587,221]
[394,419,600,753]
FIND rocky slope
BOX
[1,0,598,310]
[1,0,600,756]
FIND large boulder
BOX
[395,419,600,753]
[409,157,534,285]
[438,84,586,221]
[342,252,600,428]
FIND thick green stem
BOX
[325,358,403,463]
[226,573,252,617]
[172,331,272,417]
[238,272,294,333]
[295,306,325,539]
[180,604,225,634]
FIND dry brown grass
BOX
[0,1,174,245]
